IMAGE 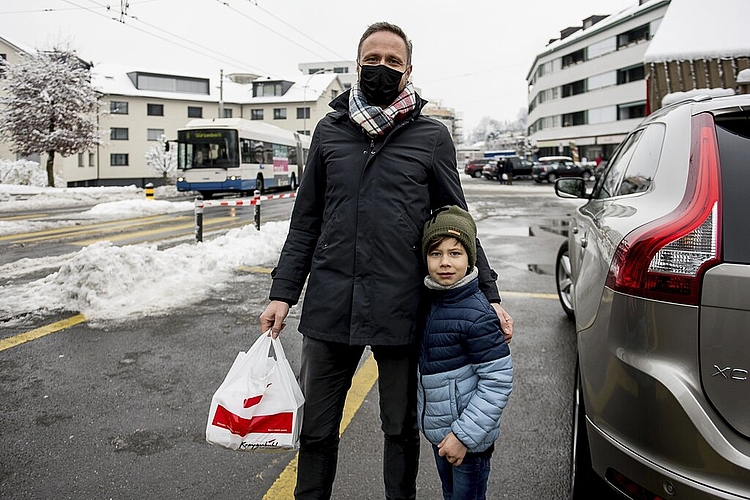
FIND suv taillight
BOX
[605,113,722,305]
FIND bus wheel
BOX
[199,191,213,199]
[256,175,265,195]
[290,173,297,191]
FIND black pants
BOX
[294,336,420,500]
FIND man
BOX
[259,21,513,500]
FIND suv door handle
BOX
[581,237,588,248]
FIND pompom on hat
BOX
[422,205,477,269]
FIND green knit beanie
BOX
[422,205,477,269]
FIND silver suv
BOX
[554,94,750,499]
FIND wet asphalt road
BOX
[0,176,615,499]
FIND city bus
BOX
[175,118,310,198]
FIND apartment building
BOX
[0,35,344,187]
[526,0,670,162]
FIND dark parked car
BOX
[554,93,750,499]
[463,159,491,178]
[482,156,534,180]
[532,156,593,183]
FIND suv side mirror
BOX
[555,178,587,199]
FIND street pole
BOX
[302,69,330,136]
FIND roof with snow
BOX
[90,63,340,105]
[644,0,750,62]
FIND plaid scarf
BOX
[348,81,418,137]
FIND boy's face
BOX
[426,237,469,287]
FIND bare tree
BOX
[145,134,177,184]
[0,48,102,187]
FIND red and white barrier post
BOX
[193,191,297,242]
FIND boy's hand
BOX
[437,432,468,467]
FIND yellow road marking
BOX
[500,290,558,300]
[71,215,243,246]
[0,213,50,221]
[263,353,379,499]
[0,314,86,352]
[237,266,272,274]
[0,214,186,243]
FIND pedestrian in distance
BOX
[259,21,514,500]
[496,159,506,185]
[503,158,513,185]
[418,205,513,500]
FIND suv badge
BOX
[712,365,748,381]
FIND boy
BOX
[418,205,514,500]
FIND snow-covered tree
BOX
[144,134,177,184]
[0,48,102,187]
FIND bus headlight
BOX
[229,175,241,181]
[177,176,185,182]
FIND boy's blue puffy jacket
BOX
[417,278,513,453]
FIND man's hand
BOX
[492,303,514,344]
[259,300,290,338]
[437,432,468,467]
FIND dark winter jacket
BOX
[417,277,513,452]
[269,90,500,345]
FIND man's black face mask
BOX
[359,64,405,106]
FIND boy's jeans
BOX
[432,445,492,500]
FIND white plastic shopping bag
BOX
[206,331,304,451]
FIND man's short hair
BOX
[357,21,413,66]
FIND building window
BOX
[618,24,650,49]
[147,103,164,116]
[562,48,585,68]
[588,72,617,91]
[110,128,129,140]
[251,109,264,120]
[130,72,209,94]
[77,153,84,167]
[274,108,287,120]
[563,111,586,127]
[110,153,129,166]
[257,82,284,97]
[588,106,617,124]
[588,37,616,59]
[562,80,586,98]
[222,108,233,118]
[147,128,164,141]
[110,101,128,114]
[89,153,95,167]
[617,65,646,84]
[188,106,203,118]
[297,107,310,119]
[618,102,647,120]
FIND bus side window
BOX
[263,143,273,164]
[241,139,252,163]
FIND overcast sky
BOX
[3,0,636,133]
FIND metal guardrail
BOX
[193,190,296,242]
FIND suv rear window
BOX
[716,113,750,263]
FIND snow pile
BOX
[0,159,64,187]
[661,88,736,107]
[0,221,289,325]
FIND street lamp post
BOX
[302,69,331,136]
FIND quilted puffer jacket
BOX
[417,278,513,453]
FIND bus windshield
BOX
[177,129,239,169]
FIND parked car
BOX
[554,93,750,499]
[482,156,534,180]
[532,156,593,183]
[463,159,491,178]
